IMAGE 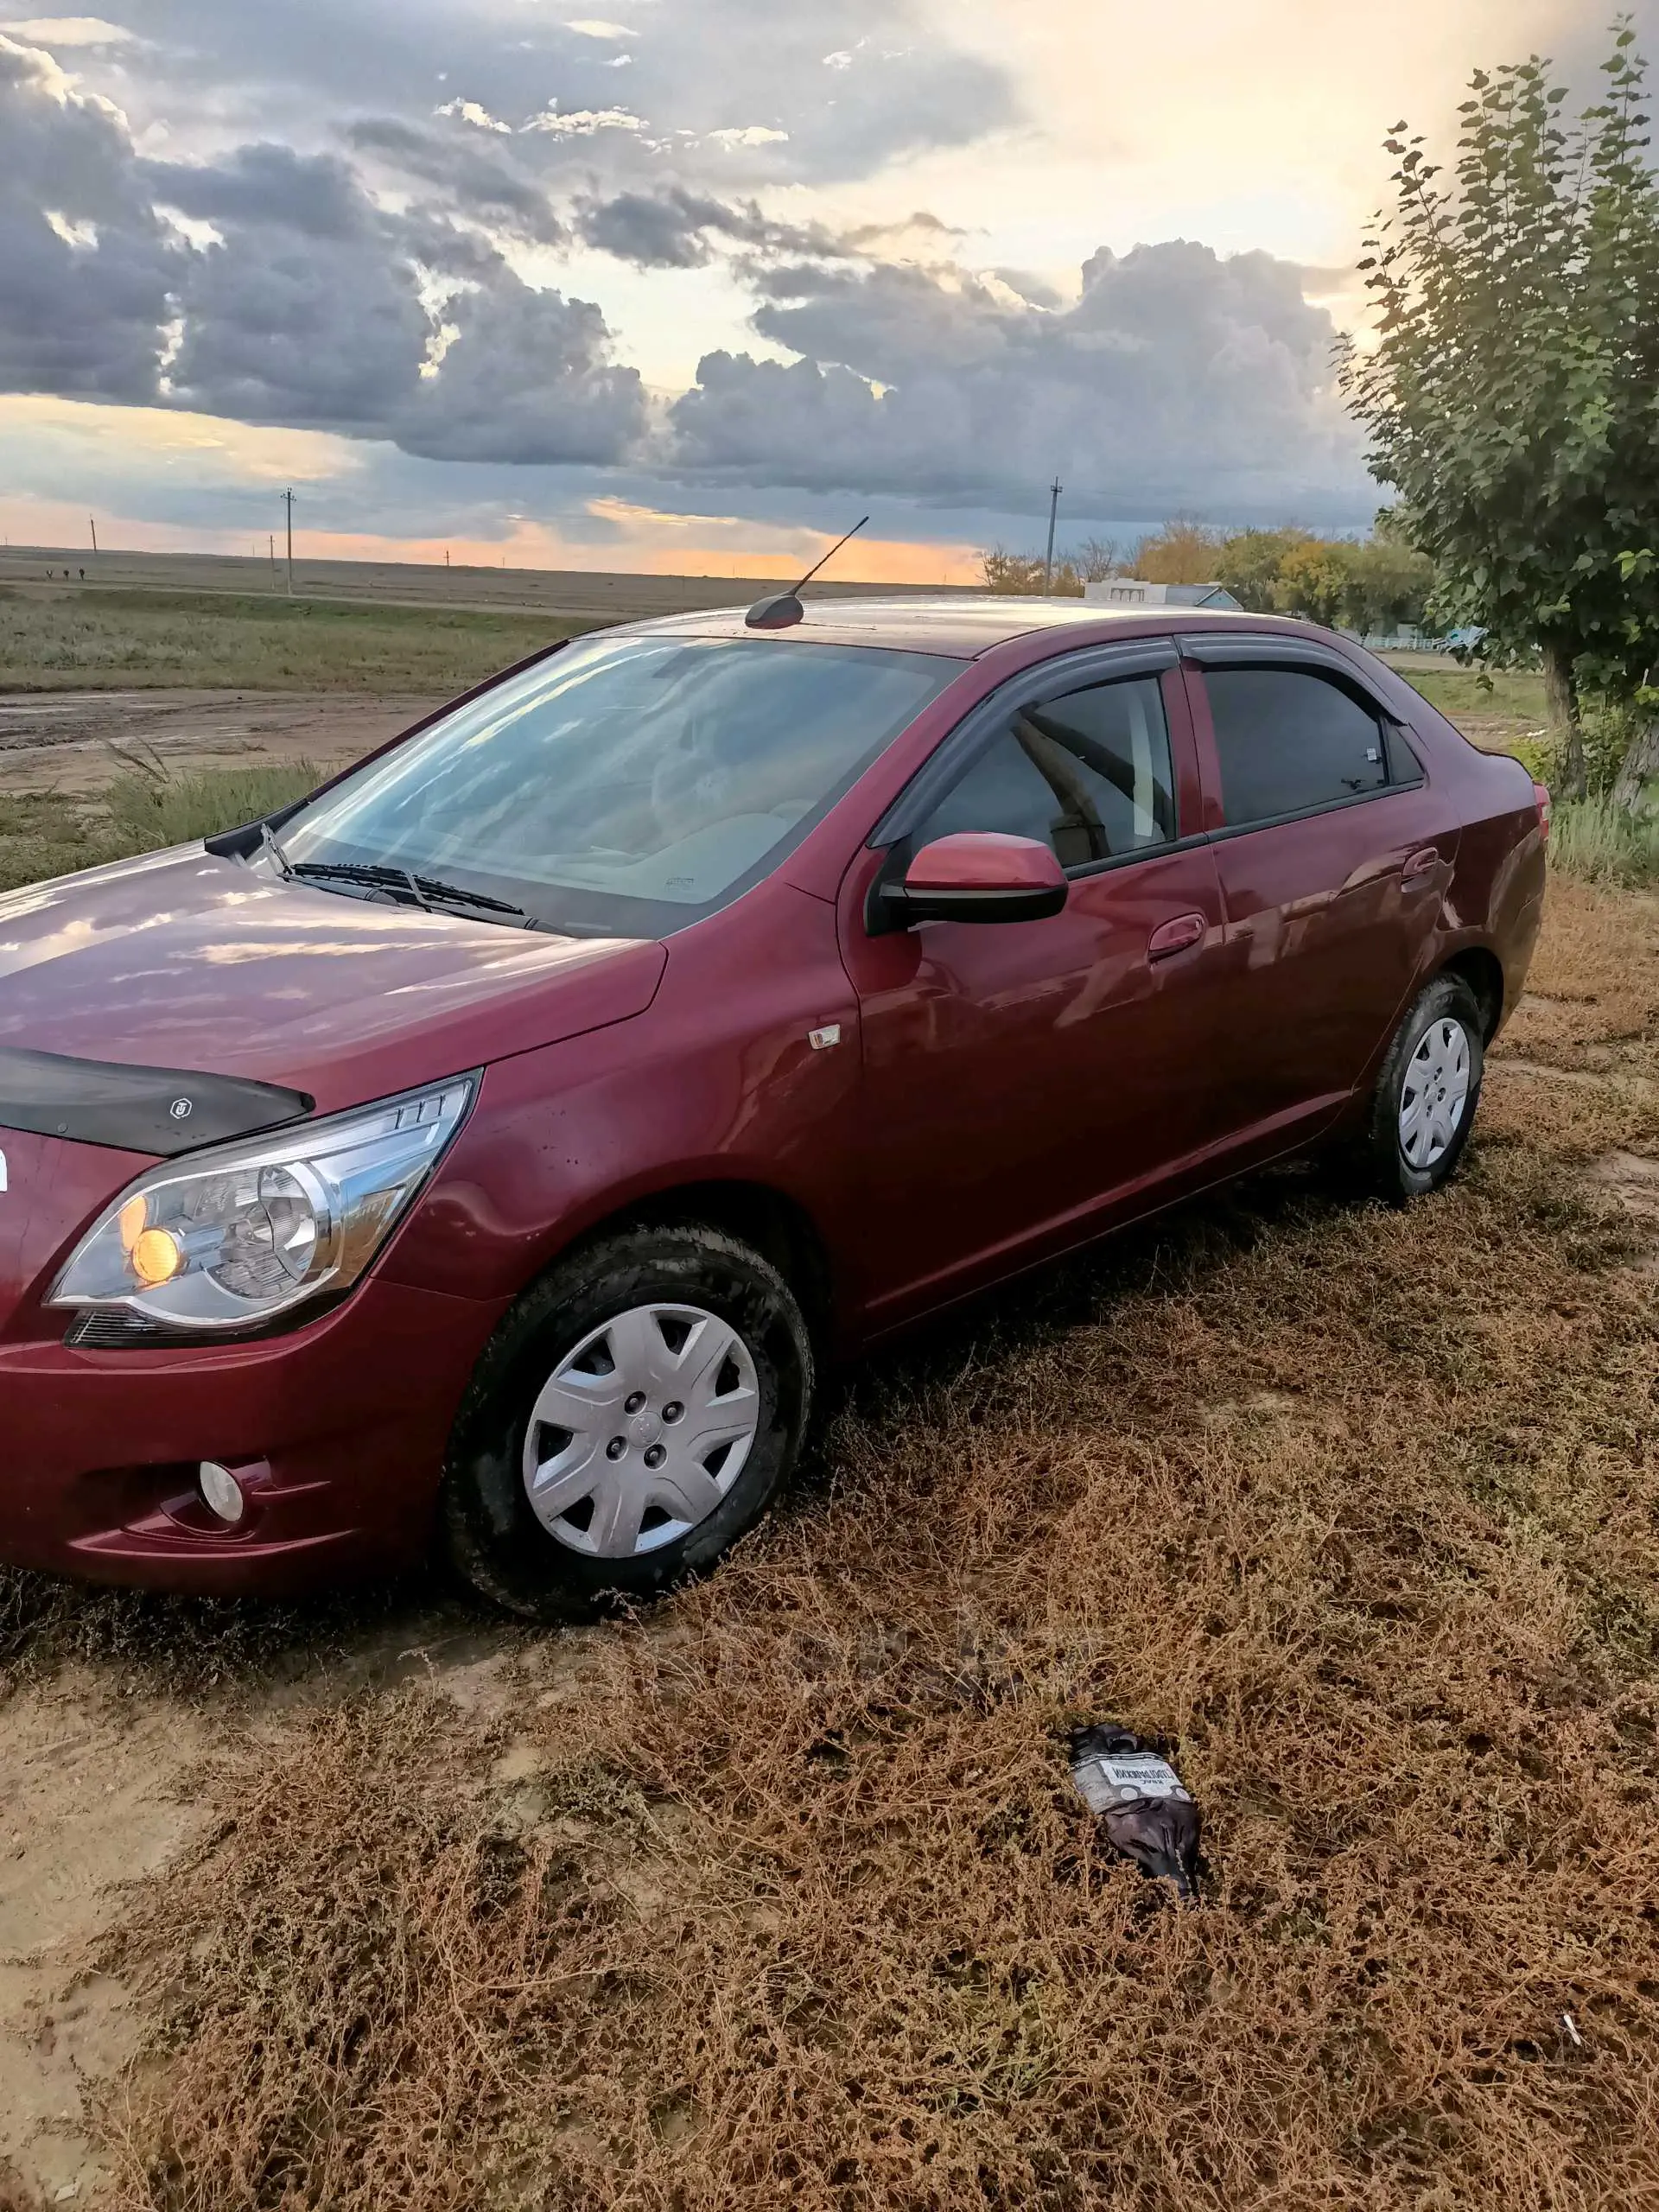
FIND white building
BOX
[1083,580,1241,610]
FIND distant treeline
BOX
[981,519,1436,638]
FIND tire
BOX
[442,1224,814,1620]
[1360,971,1486,1203]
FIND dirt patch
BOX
[0,692,437,793]
[0,1592,537,2208]
[1592,1150,1659,1272]
[1439,709,1548,757]
[0,1676,213,2204]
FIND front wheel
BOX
[442,1224,814,1620]
[1361,972,1486,1203]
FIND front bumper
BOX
[0,1275,507,1595]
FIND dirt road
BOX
[0,690,439,793]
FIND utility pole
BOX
[1042,476,1063,594]
[269,533,276,580]
[282,488,296,596]
[89,516,98,556]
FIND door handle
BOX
[1402,847,1441,881]
[1147,912,1207,961]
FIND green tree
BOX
[1340,534,1436,635]
[1125,520,1224,585]
[1213,527,1315,613]
[1273,539,1357,627]
[978,541,1116,596]
[1341,22,1659,800]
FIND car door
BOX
[837,643,1230,1332]
[1181,639,1459,1156]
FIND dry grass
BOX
[59,880,1652,2211]
[0,764,331,894]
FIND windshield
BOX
[277,633,960,937]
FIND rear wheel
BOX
[443,1224,813,1619]
[1361,972,1486,1202]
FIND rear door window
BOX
[1205,667,1391,827]
[912,675,1176,869]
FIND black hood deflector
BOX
[0,1046,314,1157]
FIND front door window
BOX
[910,674,1177,868]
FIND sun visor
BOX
[0,1046,314,1157]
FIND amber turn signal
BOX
[130,1227,183,1287]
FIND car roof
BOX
[603,594,1308,661]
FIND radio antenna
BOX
[744,516,870,630]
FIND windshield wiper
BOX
[289,859,531,925]
[257,819,294,880]
[408,874,529,923]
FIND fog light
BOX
[199,1460,246,1525]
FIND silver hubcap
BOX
[522,1302,760,1558]
[1399,1015,1471,1169]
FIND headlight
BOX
[49,1074,475,1333]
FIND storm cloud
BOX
[0,35,179,401]
[669,244,1367,521]
[0,0,1377,531]
[0,40,647,465]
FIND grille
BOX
[64,1309,206,1350]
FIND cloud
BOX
[345,117,566,246]
[0,42,645,467]
[143,142,372,240]
[518,103,645,137]
[706,124,788,149]
[669,241,1370,524]
[0,15,133,42]
[572,184,854,270]
[434,96,511,134]
[76,0,1014,188]
[397,278,645,466]
[0,0,1377,532]
[160,181,645,462]
[0,33,180,404]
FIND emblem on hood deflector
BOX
[0,1046,313,1156]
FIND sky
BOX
[0,0,1649,581]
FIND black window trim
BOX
[1203,781,1423,845]
[868,639,1181,852]
[1179,633,1428,839]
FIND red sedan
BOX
[0,599,1547,1613]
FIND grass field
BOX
[0,879,1652,2211]
[1389,662,1549,728]
[0,586,570,694]
[0,584,1554,719]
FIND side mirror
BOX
[874,831,1068,932]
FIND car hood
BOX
[0,846,666,1113]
